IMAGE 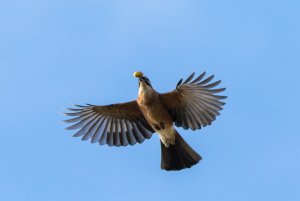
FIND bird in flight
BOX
[64,71,226,171]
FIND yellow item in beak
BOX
[133,71,143,78]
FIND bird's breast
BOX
[137,85,173,132]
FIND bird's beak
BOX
[133,71,144,78]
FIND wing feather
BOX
[82,116,103,141]
[91,116,107,143]
[125,120,137,145]
[100,117,111,145]
[72,114,100,138]
[64,101,154,147]
[160,72,226,130]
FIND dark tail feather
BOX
[160,131,202,171]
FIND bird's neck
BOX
[138,82,153,96]
[138,82,156,105]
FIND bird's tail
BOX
[160,130,202,171]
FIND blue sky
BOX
[1,0,300,200]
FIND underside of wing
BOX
[160,72,227,130]
[63,101,154,147]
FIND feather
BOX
[182,72,195,85]
[99,117,111,145]
[190,72,206,84]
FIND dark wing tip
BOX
[182,72,195,85]
[63,119,73,123]
[176,78,183,88]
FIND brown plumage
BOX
[64,72,226,171]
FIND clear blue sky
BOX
[1,0,299,201]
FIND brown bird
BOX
[64,72,226,171]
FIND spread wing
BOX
[64,101,154,147]
[160,72,227,130]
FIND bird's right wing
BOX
[160,72,227,130]
[64,101,154,147]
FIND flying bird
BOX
[64,72,226,171]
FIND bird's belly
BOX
[139,103,175,147]
[140,103,173,130]
[157,126,176,147]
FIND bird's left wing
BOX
[64,101,154,147]
[160,72,227,131]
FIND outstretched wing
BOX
[160,72,227,130]
[64,101,154,147]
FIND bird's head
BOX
[133,71,152,87]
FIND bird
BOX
[64,71,226,171]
